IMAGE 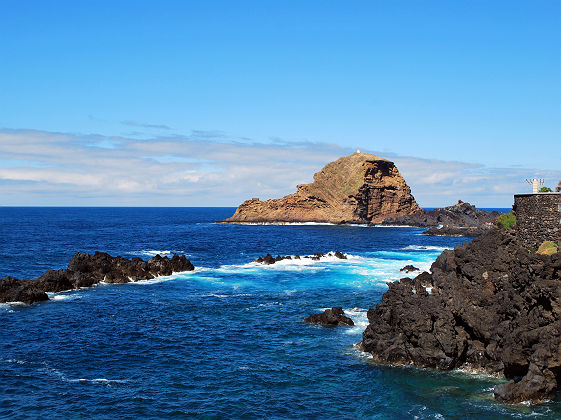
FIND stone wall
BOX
[514,193,561,249]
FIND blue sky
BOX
[0,1,560,207]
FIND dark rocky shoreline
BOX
[382,200,498,237]
[360,227,561,404]
[0,252,195,305]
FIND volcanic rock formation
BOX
[360,227,561,404]
[383,200,498,236]
[253,251,347,265]
[305,307,355,326]
[220,152,421,224]
[0,252,195,305]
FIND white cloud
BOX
[0,129,559,207]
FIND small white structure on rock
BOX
[525,178,544,194]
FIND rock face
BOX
[383,200,499,236]
[220,152,421,224]
[0,252,195,305]
[384,200,498,228]
[361,228,561,404]
[305,307,355,326]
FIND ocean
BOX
[1,207,559,418]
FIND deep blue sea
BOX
[2,207,559,419]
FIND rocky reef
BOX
[305,307,355,326]
[0,252,195,305]
[383,200,498,236]
[253,251,347,265]
[220,152,421,224]
[360,228,561,403]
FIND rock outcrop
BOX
[360,228,561,404]
[220,152,421,224]
[0,252,195,305]
[400,264,419,273]
[253,251,347,264]
[383,200,499,236]
[305,307,355,326]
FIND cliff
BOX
[219,152,421,224]
[360,228,561,403]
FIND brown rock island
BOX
[219,152,421,224]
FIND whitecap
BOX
[373,224,418,228]
[135,250,191,257]
[227,221,370,227]
[201,293,230,298]
[47,293,82,301]
[73,378,130,384]
[220,251,364,272]
[402,245,450,252]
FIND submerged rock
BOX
[0,252,195,305]
[305,307,354,326]
[219,152,421,224]
[361,228,561,404]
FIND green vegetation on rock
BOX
[496,212,516,230]
[539,187,553,192]
[537,241,558,255]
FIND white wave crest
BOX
[373,224,418,228]
[402,245,450,252]
[135,250,191,257]
[216,252,362,273]
[229,222,370,227]
[74,378,130,384]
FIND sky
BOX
[0,1,560,207]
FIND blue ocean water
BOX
[1,207,558,419]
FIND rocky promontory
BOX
[360,227,561,403]
[219,152,421,224]
[0,252,195,305]
[383,200,499,236]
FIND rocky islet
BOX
[220,152,422,225]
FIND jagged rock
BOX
[0,276,48,304]
[361,228,561,403]
[263,254,276,264]
[400,264,419,273]
[305,307,354,326]
[383,200,499,236]
[219,152,421,224]
[0,252,195,305]
[253,251,348,265]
